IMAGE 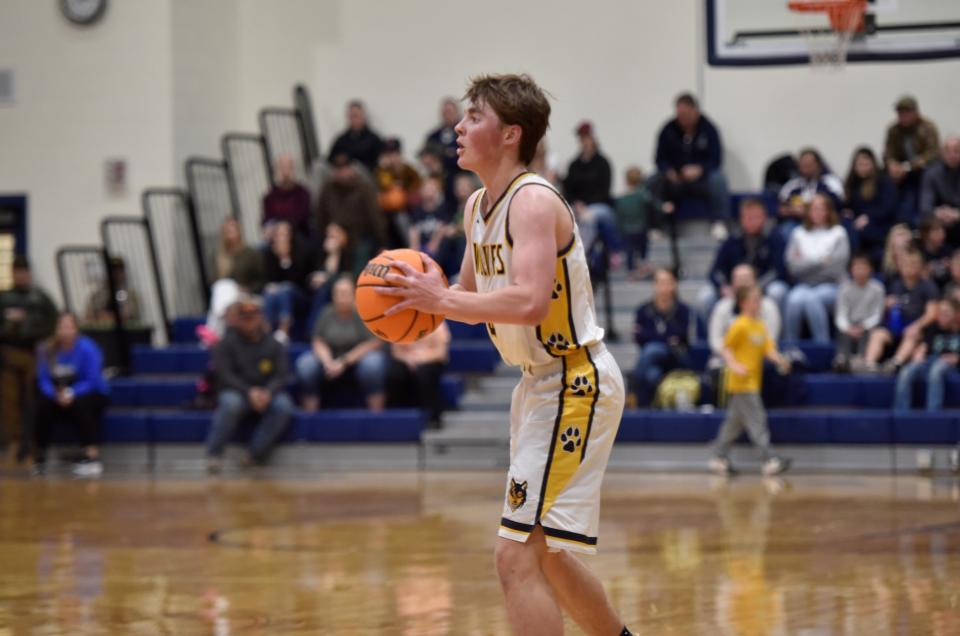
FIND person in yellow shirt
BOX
[710,286,792,476]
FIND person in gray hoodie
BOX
[833,254,885,371]
[205,296,292,472]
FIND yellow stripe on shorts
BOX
[535,347,601,523]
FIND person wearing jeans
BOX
[295,276,386,412]
[205,297,292,472]
[893,298,960,411]
[632,268,691,407]
[783,194,850,342]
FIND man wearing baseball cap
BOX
[883,95,941,220]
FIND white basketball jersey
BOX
[470,172,604,368]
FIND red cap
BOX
[575,121,593,137]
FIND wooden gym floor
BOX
[1,468,959,635]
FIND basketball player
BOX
[378,74,632,635]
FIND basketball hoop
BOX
[789,0,868,69]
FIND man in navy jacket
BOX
[698,198,788,325]
[650,93,730,239]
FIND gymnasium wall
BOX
[0,0,174,296]
[0,0,958,294]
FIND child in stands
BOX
[893,298,960,411]
[857,248,939,373]
[834,254,885,372]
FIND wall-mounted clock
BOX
[61,0,108,26]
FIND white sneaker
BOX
[72,460,103,478]
[710,221,729,241]
[949,448,960,473]
[762,456,792,477]
[709,456,733,475]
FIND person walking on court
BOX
[710,285,792,477]
[378,73,633,636]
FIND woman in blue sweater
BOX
[34,312,109,476]
[633,268,692,407]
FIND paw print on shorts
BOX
[570,373,594,397]
[551,279,563,300]
[560,427,582,453]
[546,332,571,352]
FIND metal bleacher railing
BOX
[142,188,208,315]
[100,216,170,347]
[221,132,272,244]
[184,156,235,286]
[56,245,132,370]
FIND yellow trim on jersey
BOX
[536,347,600,522]
[499,524,531,536]
[543,533,595,549]
[537,256,580,357]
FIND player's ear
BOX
[503,124,522,147]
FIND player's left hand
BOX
[377,257,448,316]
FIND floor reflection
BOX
[1,472,959,634]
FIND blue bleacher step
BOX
[109,374,464,410]
[131,340,499,375]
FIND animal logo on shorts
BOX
[507,478,527,511]
[551,280,563,300]
[570,373,594,396]
[546,332,571,352]
[560,427,582,453]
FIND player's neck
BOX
[477,159,529,210]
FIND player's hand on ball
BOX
[377,256,447,316]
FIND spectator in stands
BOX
[0,256,58,463]
[316,152,387,267]
[615,166,671,280]
[376,137,421,248]
[203,217,266,342]
[833,254,885,372]
[844,147,897,266]
[33,312,109,477]
[884,96,940,224]
[424,97,462,194]
[387,321,451,429]
[893,297,960,411]
[651,93,729,240]
[881,223,915,281]
[563,121,612,208]
[262,221,311,343]
[709,285,792,477]
[530,138,561,187]
[858,248,939,373]
[701,197,788,326]
[708,264,781,360]
[783,194,850,343]
[632,268,691,407]
[920,136,960,244]
[262,154,312,239]
[84,257,143,326]
[409,175,458,275]
[296,276,386,412]
[327,100,384,174]
[943,249,960,300]
[305,222,353,328]
[918,217,951,288]
[778,148,844,241]
[206,296,293,472]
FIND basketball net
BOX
[789,0,867,70]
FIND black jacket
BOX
[0,285,58,349]
[214,328,288,395]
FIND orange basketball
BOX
[355,248,447,344]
